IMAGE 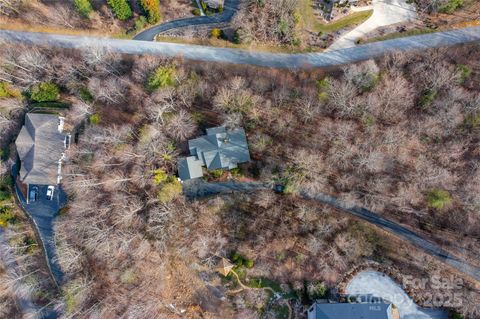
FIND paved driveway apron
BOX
[14,178,66,286]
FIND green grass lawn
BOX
[359,28,436,44]
[298,0,373,34]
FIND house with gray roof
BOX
[307,302,395,319]
[15,113,70,186]
[204,0,224,9]
[178,126,250,181]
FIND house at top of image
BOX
[307,301,398,319]
[204,0,224,9]
[15,113,70,190]
[178,126,250,181]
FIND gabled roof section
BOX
[16,126,35,159]
[15,113,66,185]
[178,156,203,181]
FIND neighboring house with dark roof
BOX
[204,0,224,9]
[307,302,395,319]
[15,113,70,186]
[178,126,250,181]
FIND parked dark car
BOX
[29,186,39,202]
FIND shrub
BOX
[0,190,11,202]
[456,64,472,83]
[451,311,464,319]
[120,268,136,284]
[231,252,254,268]
[351,70,378,92]
[0,148,7,161]
[282,179,298,194]
[23,235,37,254]
[244,259,254,268]
[426,189,452,209]
[134,16,148,33]
[30,82,59,102]
[438,0,463,13]
[210,169,224,179]
[157,178,182,203]
[192,8,201,15]
[278,18,289,36]
[79,87,93,102]
[153,169,168,185]
[107,0,132,20]
[74,0,93,18]
[307,281,327,300]
[231,251,241,262]
[233,28,252,44]
[89,113,101,125]
[419,89,437,108]
[317,77,331,102]
[218,5,223,12]
[248,277,282,292]
[147,65,176,90]
[0,207,15,227]
[138,0,161,24]
[230,167,242,177]
[0,82,11,98]
[211,28,222,39]
[0,175,12,189]
[464,112,480,130]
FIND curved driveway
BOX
[183,181,480,283]
[0,27,480,69]
[133,0,240,41]
[328,0,417,50]
[12,166,65,288]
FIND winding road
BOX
[0,27,480,69]
[183,181,480,283]
[133,0,240,41]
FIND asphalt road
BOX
[300,191,480,283]
[183,181,480,283]
[133,0,240,41]
[1,27,480,69]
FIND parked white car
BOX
[46,186,55,201]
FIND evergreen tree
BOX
[138,0,161,24]
[107,0,133,20]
